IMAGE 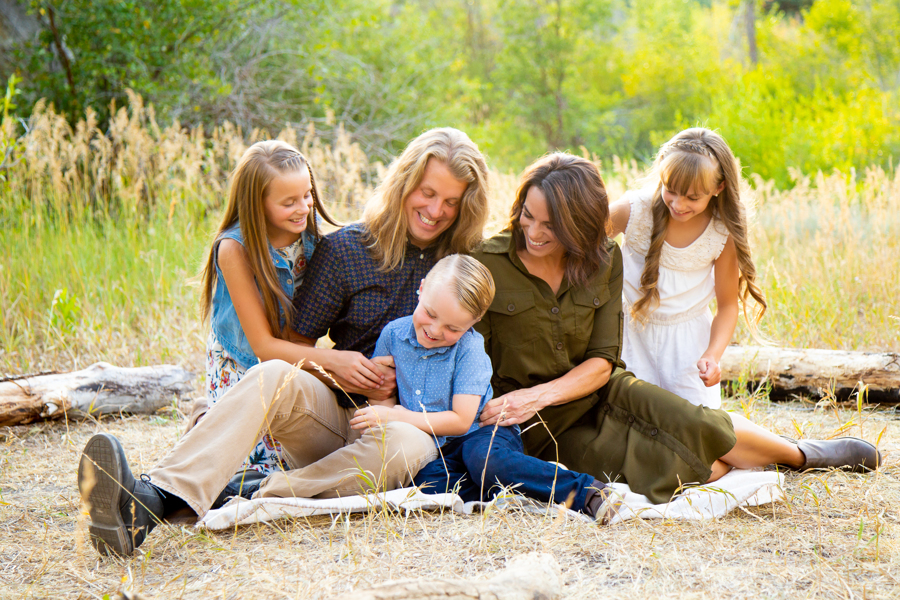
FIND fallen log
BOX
[328,552,560,600]
[0,362,195,426]
[721,346,900,403]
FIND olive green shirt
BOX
[472,231,625,397]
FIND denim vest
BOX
[210,223,317,369]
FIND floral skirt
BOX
[206,331,285,475]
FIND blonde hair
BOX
[507,153,611,287]
[200,140,340,336]
[632,128,767,333]
[362,128,490,271]
[423,254,496,320]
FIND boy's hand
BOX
[697,357,721,387]
[350,405,395,430]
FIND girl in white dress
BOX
[608,128,767,408]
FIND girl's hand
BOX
[697,357,721,387]
[479,388,544,427]
[327,351,385,390]
[349,405,395,430]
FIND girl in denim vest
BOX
[198,140,340,473]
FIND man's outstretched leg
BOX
[77,360,342,556]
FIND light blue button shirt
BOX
[373,315,494,447]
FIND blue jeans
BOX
[413,425,598,513]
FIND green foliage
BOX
[3,0,899,185]
[12,0,251,125]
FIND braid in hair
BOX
[630,185,668,320]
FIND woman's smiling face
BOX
[518,185,564,260]
[403,158,468,248]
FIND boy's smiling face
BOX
[412,278,480,349]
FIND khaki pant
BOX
[149,360,438,517]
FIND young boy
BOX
[349,254,614,520]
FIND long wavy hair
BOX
[199,140,340,336]
[362,128,490,271]
[631,127,767,332]
[507,153,610,287]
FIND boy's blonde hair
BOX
[200,140,340,335]
[422,254,495,320]
[362,128,490,271]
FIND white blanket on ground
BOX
[198,468,784,530]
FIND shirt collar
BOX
[486,230,573,296]
[404,239,438,258]
[400,319,453,356]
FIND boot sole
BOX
[78,434,132,556]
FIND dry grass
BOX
[0,394,896,599]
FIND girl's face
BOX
[518,185,564,261]
[263,168,314,247]
[412,279,479,349]
[660,180,723,223]
[404,159,467,249]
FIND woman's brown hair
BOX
[199,140,340,336]
[507,153,610,286]
[362,128,490,271]
[632,127,767,332]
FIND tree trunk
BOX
[0,362,195,426]
[328,552,560,600]
[745,0,757,66]
[721,346,900,402]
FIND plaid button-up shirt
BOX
[293,223,438,405]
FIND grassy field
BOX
[0,398,896,599]
[0,99,898,598]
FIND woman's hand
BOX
[697,356,721,387]
[479,387,546,427]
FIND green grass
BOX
[0,208,210,374]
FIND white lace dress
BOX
[620,190,729,408]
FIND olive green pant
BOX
[522,369,736,505]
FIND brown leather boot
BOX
[788,437,881,472]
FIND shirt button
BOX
[556,342,563,350]
[507,304,515,312]
[415,390,421,395]
[287,278,293,285]
[651,428,658,436]
[593,297,600,306]
[420,253,424,259]
[628,415,635,423]
[551,307,559,314]
[422,355,428,360]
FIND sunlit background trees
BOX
[3,0,899,185]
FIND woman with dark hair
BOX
[473,153,879,504]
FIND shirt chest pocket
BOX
[570,285,611,341]
[487,291,539,348]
